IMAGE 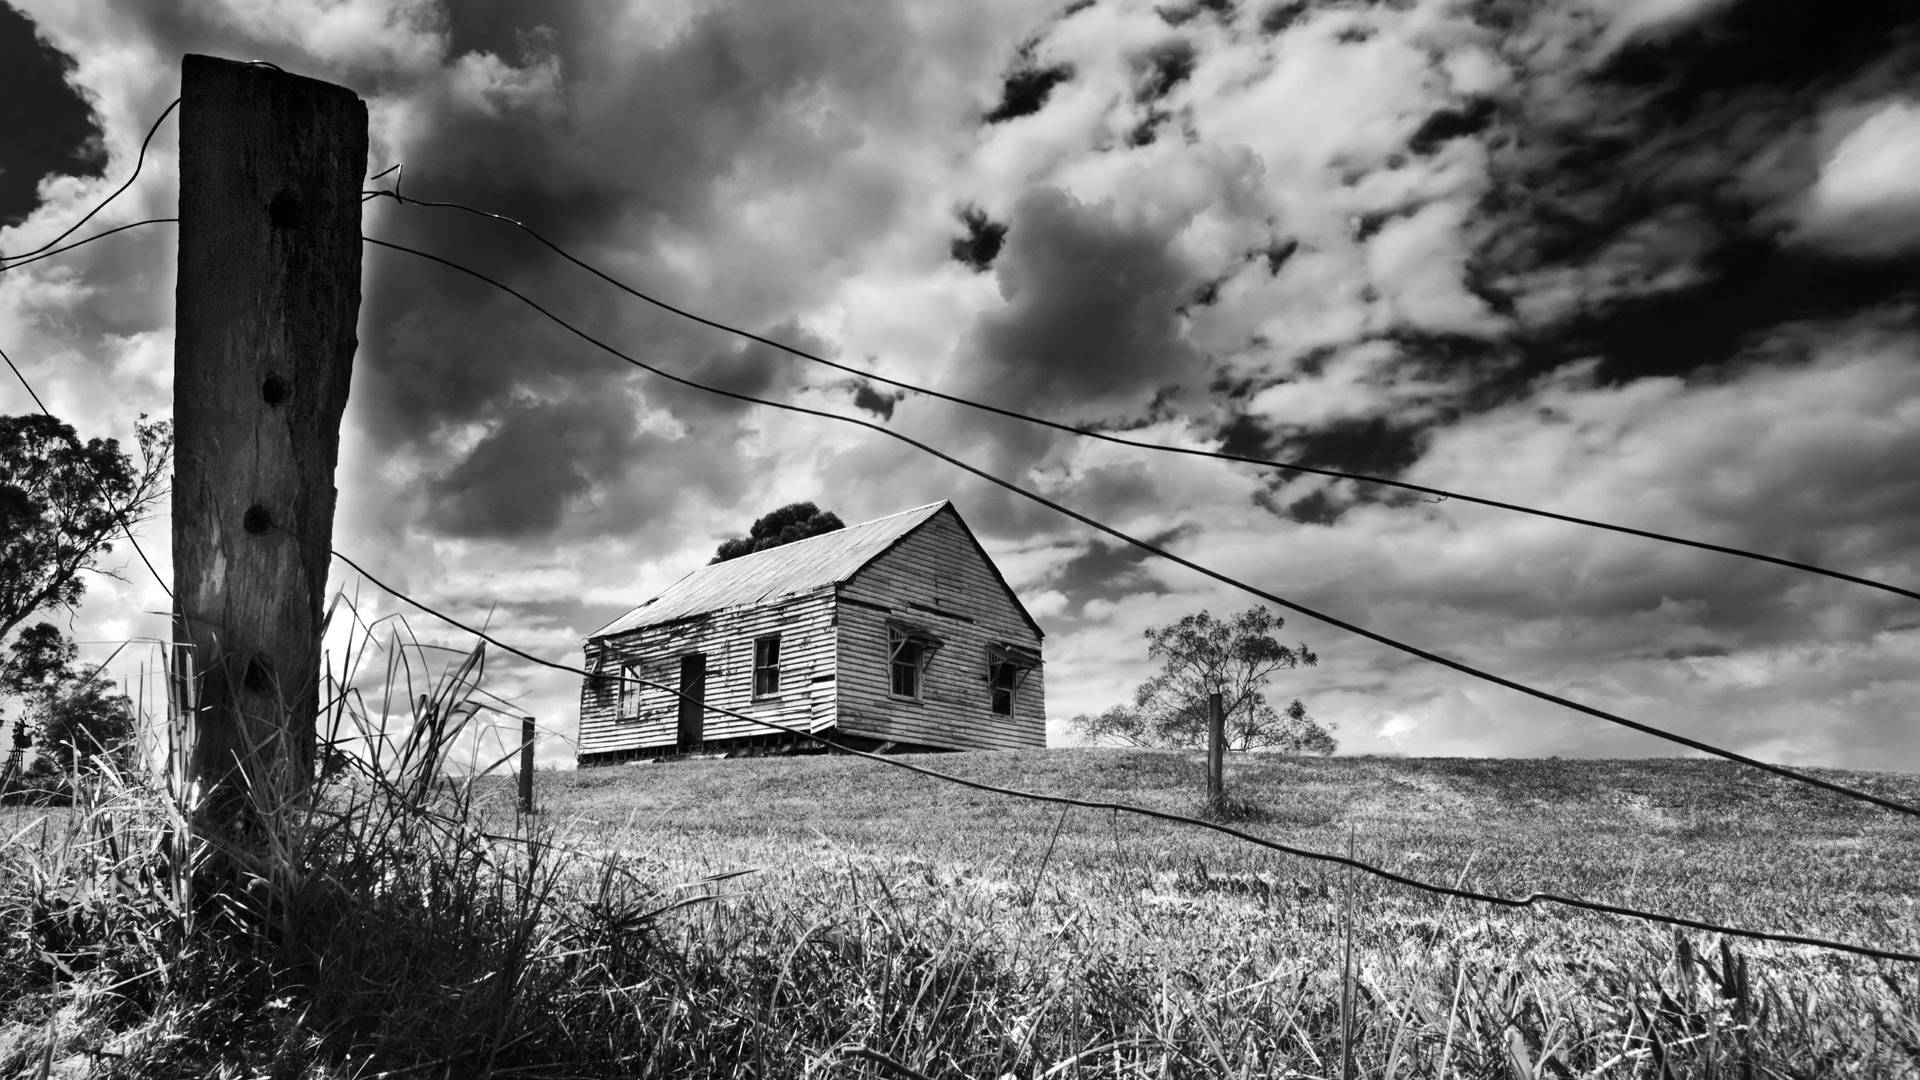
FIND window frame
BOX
[890,636,924,700]
[618,661,644,720]
[888,622,942,702]
[752,634,782,699]
[988,656,1017,716]
[985,642,1040,717]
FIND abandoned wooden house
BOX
[576,501,1046,765]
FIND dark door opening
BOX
[676,653,706,750]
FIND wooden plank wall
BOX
[578,588,838,757]
[835,508,1046,750]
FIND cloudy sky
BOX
[3,0,1918,772]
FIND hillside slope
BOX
[518,748,1920,953]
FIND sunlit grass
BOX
[5,669,1918,1078]
[467,748,1920,1077]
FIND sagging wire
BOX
[0,99,180,266]
[363,188,1920,606]
[331,544,1920,965]
[359,234,1920,823]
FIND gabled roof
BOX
[591,502,949,638]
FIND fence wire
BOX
[365,187,1920,607]
[360,233,1920,823]
[7,97,1920,968]
[332,545,1920,965]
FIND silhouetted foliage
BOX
[0,413,171,644]
[711,502,847,564]
[1073,607,1334,753]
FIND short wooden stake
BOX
[519,716,536,813]
[1207,690,1226,810]
[173,54,367,807]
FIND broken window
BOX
[753,634,781,698]
[989,659,1016,715]
[987,643,1040,716]
[888,622,943,700]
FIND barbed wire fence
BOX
[3,98,1919,966]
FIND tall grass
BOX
[2,616,1918,1076]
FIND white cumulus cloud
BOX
[1791,99,1920,258]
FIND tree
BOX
[0,413,171,644]
[1,621,73,787]
[35,666,136,775]
[0,621,134,777]
[1073,607,1335,754]
[710,501,846,563]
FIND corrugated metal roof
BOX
[591,502,949,638]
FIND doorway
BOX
[676,653,706,750]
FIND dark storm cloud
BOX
[653,320,821,420]
[983,53,1074,123]
[951,205,1008,272]
[1131,37,1195,105]
[424,395,624,540]
[423,389,740,540]
[1477,0,1920,387]
[1050,531,1187,609]
[1596,0,1915,107]
[848,382,902,420]
[962,186,1204,423]
[0,5,103,225]
[1406,98,1495,157]
[1219,0,1920,481]
[314,0,964,550]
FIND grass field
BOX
[4,747,1919,1077]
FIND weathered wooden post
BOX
[1207,690,1225,810]
[519,716,536,813]
[173,55,366,808]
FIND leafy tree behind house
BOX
[0,413,171,644]
[1073,607,1335,754]
[710,501,846,564]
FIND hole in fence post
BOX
[268,189,303,229]
[261,373,288,405]
[243,505,273,534]
[244,656,274,694]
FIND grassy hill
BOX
[476,749,1920,1076]
[514,748,1920,946]
[5,749,1917,1077]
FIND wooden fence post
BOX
[519,716,536,813]
[1207,690,1225,810]
[173,54,366,808]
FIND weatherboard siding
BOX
[834,509,1046,750]
[578,589,837,757]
